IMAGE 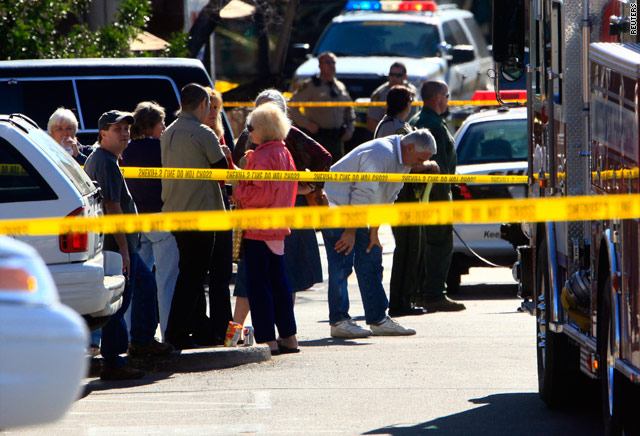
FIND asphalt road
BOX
[5,226,603,436]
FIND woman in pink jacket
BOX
[233,103,299,355]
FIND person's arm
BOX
[289,84,318,134]
[289,127,332,173]
[334,227,357,255]
[367,226,382,253]
[232,130,252,165]
[104,200,130,276]
[342,97,356,142]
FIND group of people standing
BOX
[44,53,465,380]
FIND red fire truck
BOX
[493,1,640,434]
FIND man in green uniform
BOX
[410,81,465,312]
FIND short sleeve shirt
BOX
[161,112,226,212]
[84,147,140,253]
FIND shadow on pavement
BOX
[298,338,373,347]
[79,371,172,399]
[451,283,519,301]
[363,392,602,436]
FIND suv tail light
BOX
[458,184,473,200]
[59,207,88,253]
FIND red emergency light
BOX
[471,90,527,101]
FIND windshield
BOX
[315,21,440,58]
[456,119,528,165]
[31,129,96,196]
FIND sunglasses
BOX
[388,72,405,78]
[247,123,254,132]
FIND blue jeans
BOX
[138,230,179,342]
[321,227,388,325]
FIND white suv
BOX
[0,114,125,329]
[291,1,492,101]
[448,106,528,292]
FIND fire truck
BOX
[493,0,640,434]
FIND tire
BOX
[536,242,579,408]
[597,276,625,436]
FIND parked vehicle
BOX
[448,106,527,292]
[0,113,125,330]
[495,1,640,433]
[0,57,234,147]
[0,235,87,430]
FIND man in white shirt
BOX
[322,129,439,338]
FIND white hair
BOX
[401,129,437,154]
[255,89,288,114]
[47,107,78,135]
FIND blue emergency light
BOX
[345,1,437,12]
[345,1,382,11]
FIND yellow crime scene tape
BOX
[1,194,639,236]
[119,167,528,185]
[222,100,526,108]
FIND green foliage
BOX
[0,0,188,60]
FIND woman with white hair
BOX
[47,107,89,164]
[231,89,332,330]
[233,102,300,355]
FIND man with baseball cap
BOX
[85,110,173,381]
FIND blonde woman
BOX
[233,103,299,355]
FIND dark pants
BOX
[203,229,233,343]
[165,231,215,345]
[389,225,423,311]
[243,239,297,344]
[101,252,158,367]
[420,224,454,299]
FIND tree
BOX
[0,0,189,60]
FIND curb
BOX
[88,345,271,377]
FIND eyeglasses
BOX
[388,72,405,78]
[247,123,254,132]
[442,93,450,98]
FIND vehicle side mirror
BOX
[449,45,475,65]
[492,0,525,82]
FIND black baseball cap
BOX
[98,110,134,131]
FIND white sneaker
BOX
[369,316,416,336]
[330,319,372,338]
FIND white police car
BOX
[291,0,492,101]
[448,104,527,292]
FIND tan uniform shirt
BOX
[367,81,419,124]
[289,76,356,136]
[161,112,225,212]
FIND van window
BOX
[0,138,57,203]
[75,78,180,130]
[0,80,78,132]
[31,130,95,197]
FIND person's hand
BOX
[220,144,232,161]
[341,130,353,142]
[62,136,79,157]
[297,182,314,195]
[334,228,356,255]
[306,121,319,134]
[414,161,440,174]
[119,247,130,278]
[367,227,382,253]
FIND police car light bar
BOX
[345,1,437,12]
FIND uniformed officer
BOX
[410,80,466,313]
[366,62,419,133]
[289,51,355,163]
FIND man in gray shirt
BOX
[161,83,229,349]
[85,110,173,381]
[322,129,439,339]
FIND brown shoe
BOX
[100,364,145,381]
[416,295,466,312]
[128,339,175,357]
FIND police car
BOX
[290,0,492,101]
[448,104,527,293]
